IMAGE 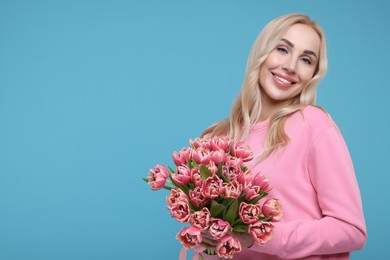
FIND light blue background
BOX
[1,0,388,259]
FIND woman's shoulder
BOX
[292,105,335,134]
[302,105,331,121]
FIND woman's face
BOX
[259,23,320,108]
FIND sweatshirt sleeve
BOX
[248,126,367,258]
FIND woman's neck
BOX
[260,97,293,122]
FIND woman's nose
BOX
[282,57,297,74]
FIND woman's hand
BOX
[201,231,254,249]
[232,232,254,248]
[201,231,218,248]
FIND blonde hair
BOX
[203,14,328,159]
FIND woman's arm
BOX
[248,126,367,258]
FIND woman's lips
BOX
[272,72,297,88]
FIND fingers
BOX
[232,232,254,248]
[201,237,218,247]
[201,231,218,247]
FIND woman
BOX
[198,13,367,260]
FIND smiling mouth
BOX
[272,73,297,85]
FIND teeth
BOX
[275,75,292,84]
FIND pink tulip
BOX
[209,218,231,240]
[189,187,208,208]
[210,149,227,164]
[172,165,191,185]
[176,226,202,249]
[190,168,202,187]
[168,200,191,223]
[210,136,231,152]
[216,235,242,258]
[166,188,188,206]
[172,147,192,166]
[202,175,223,199]
[230,141,253,162]
[222,156,244,181]
[207,161,218,175]
[190,208,211,230]
[248,221,274,245]
[239,202,261,224]
[223,180,242,199]
[262,198,283,222]
[147,164,169,190]
[237,169,252,186]
[243,183,261,201]
[190,137,211,150]
[251,172,271,192]
[192,147,211,165]
[225,156,243,169]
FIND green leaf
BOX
[224,199,238,225]
[187,159,199,169]
[258,190,268,200]
[232,224,248,233]
[175,184,189,196]
[233,218,245,226]
[215,195,224,204]
[168,174,174,183]
[216,163,223,178]
[221,175,230,183]
[162,185,173,191]
[200,165,213,180]
[191,159,199,169]
[191,204,201,212]
[248,195,262,205]
[247,191,268,204]
[259,215,273,222]
[239,191,247,199]
[168,166,176,173]
[167,175,179,189]
[210,200,225,218]
[222,197,235,207]
[142,178,149,183]
[237,192,247,206]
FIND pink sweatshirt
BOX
[195,106,367,260]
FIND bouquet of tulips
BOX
[144,136,282,259]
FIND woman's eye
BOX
[276,47,288,54]
[301,57,312,65]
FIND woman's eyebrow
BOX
[281,38,294,47]
[281,38,318,58]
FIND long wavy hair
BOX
[203,14,328,159]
